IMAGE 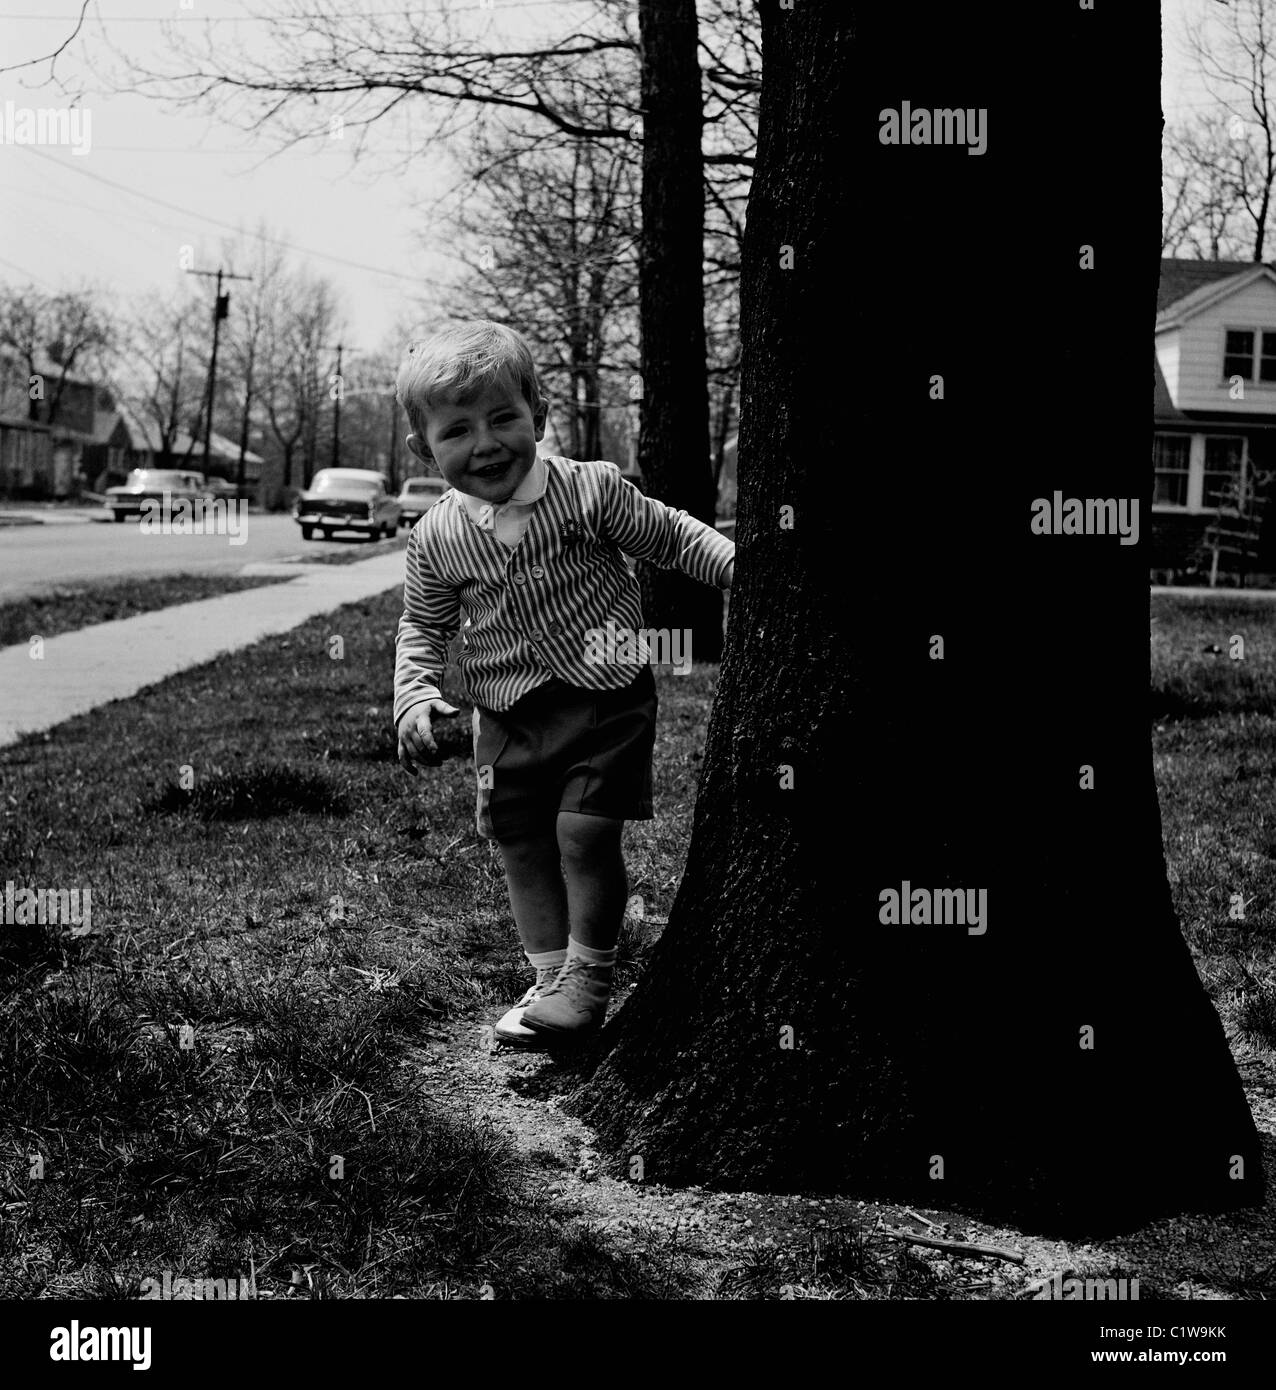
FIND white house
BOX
[1153,259,1276,577]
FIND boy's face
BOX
[407,377,547,504]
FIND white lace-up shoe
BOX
[493,966,562,1045]
[520,955,611,1037]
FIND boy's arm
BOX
[394,526,462,728]
[597,463,735,587]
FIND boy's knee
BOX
[497,828,555,861]
[556,811,622,864]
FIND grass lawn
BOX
[0,587,1268,1300]
[0,573,297,649]
[0,587,712,1299]
[1151,594,1276,1051]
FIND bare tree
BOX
[260,271,342,491]
[1164,111,1269,259]
[1178,0,1276,259]
[121,3,639,153]
[115,291,210,469]
[445,118,640,460]
[0,285,113,426]
[217,231,289,492]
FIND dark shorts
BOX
[472,665,657,841]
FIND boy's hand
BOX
[397,699,460,775]
[724,560,734,589]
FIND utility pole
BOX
[188,266,252,480]
[321,343,359,469]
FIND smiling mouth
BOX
[472,462,510,478]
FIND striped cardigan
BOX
[394,455,734,719]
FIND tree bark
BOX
[636,0,724,661]
[570,2,1265,1234]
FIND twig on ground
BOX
[877,1228,1025,1265]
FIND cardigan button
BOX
[531,565,545,579]
[529,629,544,641]
[512,572,527,584]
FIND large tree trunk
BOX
[636,0,725,662]
[571,3,1264,1233]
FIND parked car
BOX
[396,475,450,527]
[293,468,401,541]
[105,469,210,521]
[203,476,247,503]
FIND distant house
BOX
[112,404,264,489]
[0,414,56,497]
[1154,259,1276,577]
[0,350,116,499]
[0,348,265,497]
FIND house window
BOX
[1225,330,1255,379]
[1224,327,1276,381]
[1202,435,1247,510]
[1153,434,1191,507]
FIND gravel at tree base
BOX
[402,990,1276,1300]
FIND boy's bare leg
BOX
[497,827,569,955]
[556,811,627,951]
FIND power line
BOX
[0,251,58,290]
[12,143,454,291]
[12,179,191,243]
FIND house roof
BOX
[90,407,124,446]
[115,402,263,469]
[1158,258,1253,313]
[1156,258,1276,329]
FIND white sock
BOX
[526,947,567,972]
[566,937,617,971]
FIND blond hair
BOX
[396,320,545,440]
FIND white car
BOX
[396,476,450,527]
[105,469,210,521]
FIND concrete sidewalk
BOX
[0,552,407,749]
[0,508,106,526]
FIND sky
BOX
[0,0,594,357]
[0,1,1236,358]
[1162,0,1219,120]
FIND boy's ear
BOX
[532,401,549,441]
[405,433,432,465]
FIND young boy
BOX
[393,321,734,1045]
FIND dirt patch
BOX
[401,993,1276,1300]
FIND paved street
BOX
[0,510,403,600]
